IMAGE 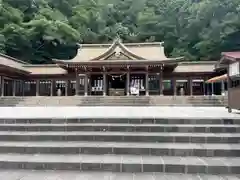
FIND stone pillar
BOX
[75,70,80,96]
[211,82,214,96]
[221,81,225,96]
[145,72,149,96]
[65,80,69,96]
[159,66,163,96]
[84,75,88,96]
[103,73,107,96]
[189,78,193,96]
[12,80,16,96]
[36,80,40,96]
[1,77,4,97]
[172,78,177,96]
[126,71,130,96]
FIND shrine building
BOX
[0,39,227,97]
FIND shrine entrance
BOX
[108,74,126,96]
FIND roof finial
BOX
[114,35,122,44]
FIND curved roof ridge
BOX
[90,39,119,61]
[120,41,167,60]
[118,41,146,60]
[90,39,154,60]
[54,40,177,63]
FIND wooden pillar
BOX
[227,70,232,112]
[0,76,4,97]
[145,68,149,96]
[206,83,209,95]
[103,73,107,96]
[203,82,206,96]
[36,80,40,96]
[12,80,16,96]
[159,66,163,96]
[203,79,206,96]
[53,80,57,96]
[221,81,225,96]
[172,78,177,96]
[189,78,193,96]
[65,80,69,96]
[89,75,92,96]
[126,71,130,96]
[75,69,80,96]
[211,82,214,96]
[84,74,88,96]
[22,80,25,96]
[50,80,54,96]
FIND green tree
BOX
[0,0,239,63]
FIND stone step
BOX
[0,141,239,157]
[0,131,238,143]
[0,96,227,107]
[1,118,238,125]
[15,104,226,107]
[79,100,224,102]
[0,170,239,180]
[77,104,225,107]
[81,100,150,102]
[0,123,239,133]
[0,153,238,174]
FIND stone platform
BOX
[0,106,239,119]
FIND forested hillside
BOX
[0,0,240,64]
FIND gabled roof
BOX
[0,53,30,74]
[23,64,67,75]
[222,52,240,60]
[219,51,240,64]
[54,39,182,64]
[0,54,66,76]
[174,61,216,73]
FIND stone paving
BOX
[0,106,239,119]
[0,170,240,180]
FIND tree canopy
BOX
[0,0,240,64]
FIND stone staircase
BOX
[0,97,25,107]
[0,95,228,106]
[150,96,227,107]
[79,96,151,106]
[0,117,239,176]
